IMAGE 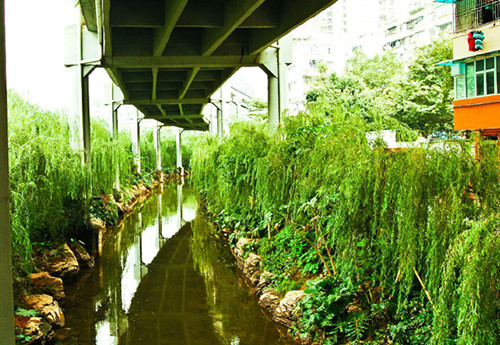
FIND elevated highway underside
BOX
[0,2,343,343]
[78,0,337,130]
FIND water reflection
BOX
[56,184,292,345]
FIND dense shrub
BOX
[192,110,500,344]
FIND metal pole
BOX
[0,0,15,343]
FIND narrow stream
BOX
[55,183,293,345]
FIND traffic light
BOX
[468,30,484,52]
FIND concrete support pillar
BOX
[176,128,183,175]
[261,35,292,131]
[0,9,14,345]
[217,107,223,137]
[112,104,120,190]
[154,124,162,172]
[81,74,91,168]
[268,75,280,130]
[66,8,95,195]
[217,87,225,137]
[132,111,141,174]
[279,64,289,114]
[0,1,15,343]
[69,65,92,182]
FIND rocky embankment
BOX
[227,235,308,344]
[14,171,175,344]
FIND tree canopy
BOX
[306,37,454,136]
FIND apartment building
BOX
[382,3,453,61]
[448,0,500,135]
[287,0,448,111]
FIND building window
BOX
[455,0,500,32]
[456,57,500,99]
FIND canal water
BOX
[55,184,293,345]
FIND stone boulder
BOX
[258,290,281,314]
[29,272,65,300]
[25,294,65,327]
[243,253,262,286]
[234,238,254,258]
[114,201,125,214]
[69,241,94,269]
[44,244,80,280]
[89,217,105,231]
[273,290,306,327]
[255,271,275,296]
[15,316,53,345]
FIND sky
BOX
[5,0,75,111]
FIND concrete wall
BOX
[454,21,500,60]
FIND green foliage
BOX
[392,38,454,135]
[8,92,86,273]
[89,198,119,226]
[91,120,135,194]
[295,277,367,344]
[7,92,173,278]
[140,128,196,172]
[192,106,500,344]
[345,50,404,91]
[307,37,454,136]
[15,308,38,317]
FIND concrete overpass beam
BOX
[0,0,15,343]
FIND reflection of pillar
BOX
[177,184,183,225]
[132,111,141,173]
[154,124,162,172]
[176,128,184,175]
[157,192,163,245]
[0,1,15,343]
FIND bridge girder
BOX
[77,0,338,130]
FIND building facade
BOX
[287,0,451,112]
[449,0,500,135]
[381,3,453,61]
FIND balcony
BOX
[455,0,500,32]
